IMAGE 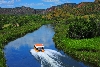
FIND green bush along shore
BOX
[0,15,52,67]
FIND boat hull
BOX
[34,47,44,52]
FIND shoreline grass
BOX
[0,19,100,67]
[0,23,42,67]
[53,23,100,67]
[0,20,52,67]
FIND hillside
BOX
[44,0,100,20]
[0,0,100,67]
[42,0,100,67]
[0,6,45,15]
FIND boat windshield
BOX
[38,47,43,50]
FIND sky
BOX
[0,0,94,9]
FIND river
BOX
[3,24,90,67]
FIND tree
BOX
[68,17,98,39]
[0,21,3,30]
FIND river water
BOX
[4,24,90,67]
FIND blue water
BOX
[4,24,90,67]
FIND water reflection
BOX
[4,24,90,67]
[5,24,55,50]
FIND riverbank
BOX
[53,23,100,67]
[1,17,100,67]
[0,19,52,67]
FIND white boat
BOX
[34,44,44,52]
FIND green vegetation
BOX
[45,2,100,66]
[68,16,99,39]
[54,32,100,67]
[0,14,52,67]
[1,0,100,67]
[52,15,100,67]
[44,2,100,66]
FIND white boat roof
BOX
[34,44,44,48]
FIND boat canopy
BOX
[34,44,44,48]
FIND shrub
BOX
[68,17,98,39]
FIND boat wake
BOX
[30,49,66,67]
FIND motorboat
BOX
[34,44,44,52]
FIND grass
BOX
[63,37,100,52]
[2,24,12,28]
[0,20,52,67]
[0,22,41,67]
[0,16,100,67]
[53,23,100,67]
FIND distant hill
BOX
[44,0,100,19]
[45,3,77,12]
[95,0,100,3]
[0,0,100,15]
[0,6,45,15]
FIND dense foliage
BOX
[1,0,100,67]
[53,22,100,67]
[0,15,47,30]
[0,14,51,67]
[45,1,100,67]
[68,17,99,39]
